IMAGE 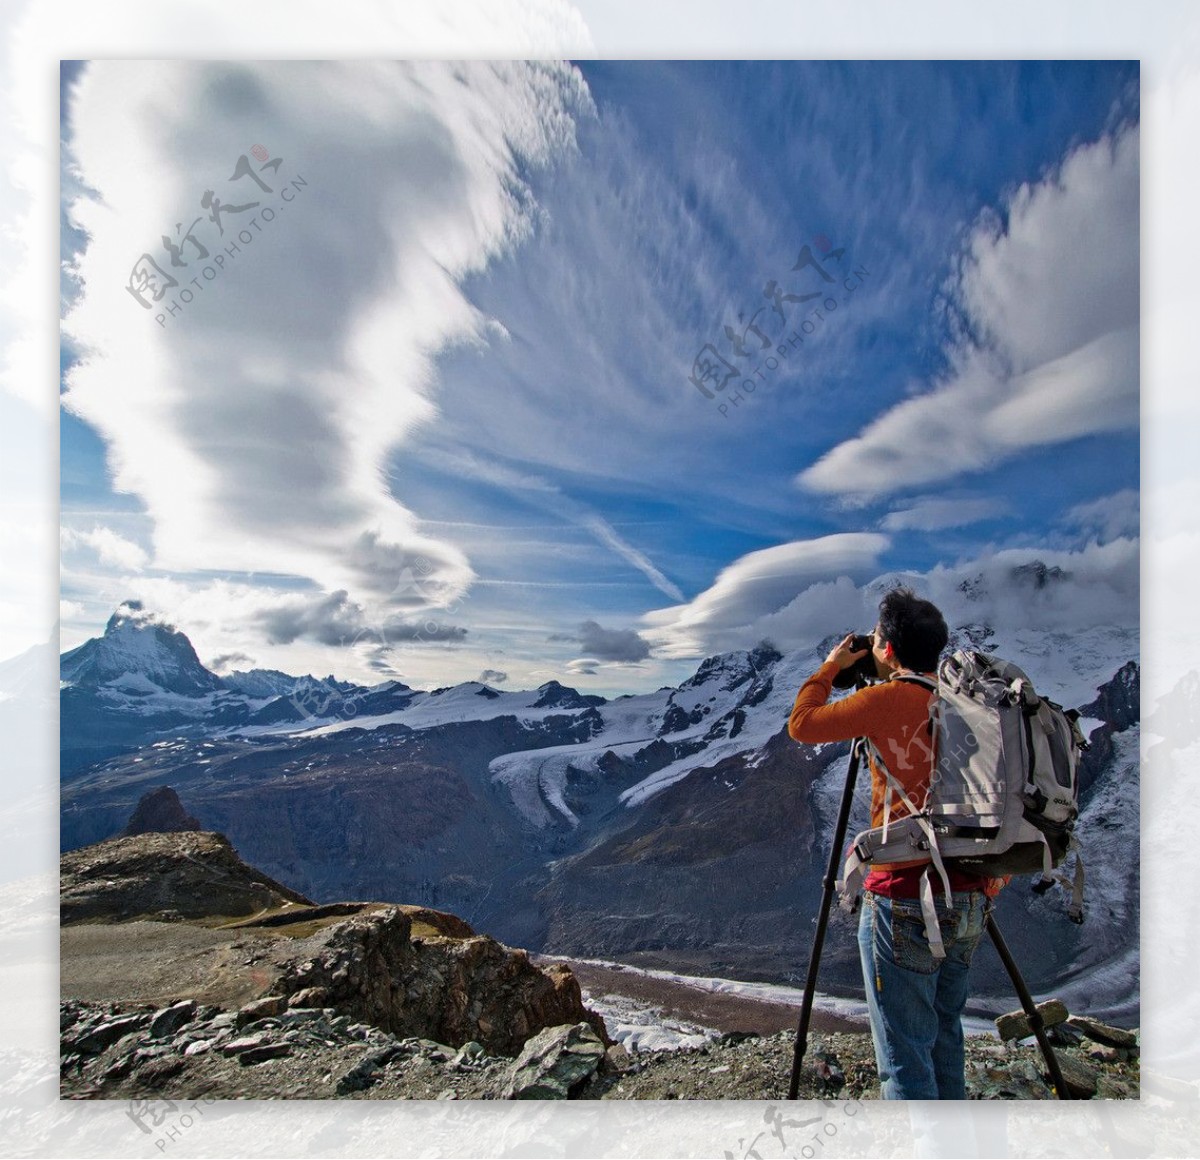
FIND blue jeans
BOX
[857,888,991,1099]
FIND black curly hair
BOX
[877,587,948,673]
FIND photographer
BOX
[787,587,1001,1100]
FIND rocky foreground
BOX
[60,827,1139,1102]
[60,998,1138,1101]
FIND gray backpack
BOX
[838,650,1089,956]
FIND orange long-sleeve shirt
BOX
[789,659,995,896]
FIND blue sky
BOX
[59,59,1139,693]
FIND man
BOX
[787,587,999,1100]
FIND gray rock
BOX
[287,986,332,1009]
[236,1043,292,1065]
[72,1014,150,1055]
[220,1033,271,1055]
[336,1044,405,1094]
[1065,1015,1137,1049]
[236,995,287,1026]
[1048,1052,1099,1099]
[603,1044,631,1073]
[149,999,198,1039]
[276,1008,325,1026]
[1096,1074,1139,1099]
[1046,1022,1084,1047]
[235,1018,283,1038]
[995,1000,1069,1042]
[967,1058,1054,1099]
[504,1022,607,1100]
[1081,1037,1122,1064]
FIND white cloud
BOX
[881,496,1009,532]
[1064,488,1140,542]
[61,526,149,571]
[641,533,890,658]
[60,60,592,628]
[799,123,1139,498]
[920,537,1139,638]
[641,535,1137,662]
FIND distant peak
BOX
[120,785,202,837]
[64,603,221,697]
[105,599,158,633]
[1010,561,1071,589]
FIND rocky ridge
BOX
[60,830,314,924]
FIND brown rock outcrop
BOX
[120,785,202,837]
[270,905,608,1056]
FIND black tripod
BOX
[786,738,1070,1101]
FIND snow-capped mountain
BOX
[58,603,419,774]
[60,602,221,697]
[59,575,1139,1020]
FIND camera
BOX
[831,632,879,690]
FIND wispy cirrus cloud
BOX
[409,444,684,600]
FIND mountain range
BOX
[58,577,1141,1023]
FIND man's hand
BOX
[826,632,870,671]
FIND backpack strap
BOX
[919,868,946,959]
[890,673,937,691]
[1032,835,1086,924]
[865,742,954,959]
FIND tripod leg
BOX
[788,741,863,1100]
[985,913,1070,1100]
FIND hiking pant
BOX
[857,889,991,1099]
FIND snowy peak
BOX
[532,680,605,710]
[1010,560,1071,590]
[1079,660,1139,731]
[60,601,221,697]
[678,640,781,696]
[221,669,380,699]
[219,668,303,699]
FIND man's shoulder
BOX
[852,676,933,699]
